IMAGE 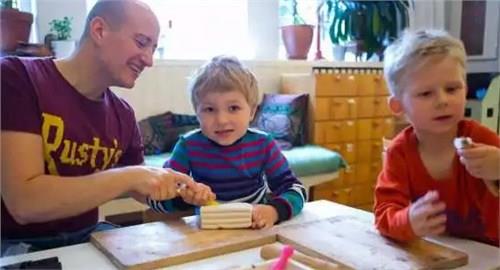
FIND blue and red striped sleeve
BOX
[263,136,306,222]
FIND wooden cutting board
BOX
[277,216,469,270]
[91,220,276,270]
[92,215,468,270]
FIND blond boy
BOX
[374,29,500,246]
[148,56,307,228]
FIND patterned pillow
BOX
[252,93,308,150]
[138,111,199,155]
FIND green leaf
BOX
[372,4,381,38]
[326,0,412,58]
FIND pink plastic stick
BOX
[271,245,294,270]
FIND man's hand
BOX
[251,204,278,229]
[409,190,447,237]
[177,182,216,206]
[129,166,197,201]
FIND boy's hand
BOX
[251,204,278,229]
[178,182,216,206]
[457,143,500,181]
[409,191,447,237]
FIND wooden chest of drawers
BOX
[281,67,395,211]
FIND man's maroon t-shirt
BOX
[1,57,144,239]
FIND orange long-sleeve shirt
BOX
[374,120,499,246]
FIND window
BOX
[85,0,281,60]
[144,0,252,60]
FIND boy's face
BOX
[390,56,467,135]
[196,89,256,146]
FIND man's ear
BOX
[89,17,107,44]
[388,96,404,116]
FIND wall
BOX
[112,60,382,121]
[112,60,314,120]
[35,0,87,42]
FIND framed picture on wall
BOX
[448,0,499,60]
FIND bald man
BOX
[1,0,214,255]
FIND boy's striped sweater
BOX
[148,128,306,223]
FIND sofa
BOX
[139,93,346,199]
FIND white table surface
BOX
[1,200,499,269]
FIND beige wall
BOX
[113,60,383,121]
[112,60,314,120]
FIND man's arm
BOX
[146,137,194,213]
[1,131,194,224]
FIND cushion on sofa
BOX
[251,93,308,150]
[144,145,345,177]
[138,111,199,155]
[281,145,346,177]
[144,152,171,168]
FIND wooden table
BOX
[1,201,499,269]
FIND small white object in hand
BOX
[453,137,472,150]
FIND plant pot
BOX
[0,8,33,51]
[332,44,346,61]
[345,40,366,62]
[281,24,314,60]
[51,40,76,59]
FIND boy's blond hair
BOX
[188,56,259,110]
[383,29,466,97]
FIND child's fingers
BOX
[251,220,261,229]
[426,223,446,236]
[198,189,207,204]
[423,201,446,217]
[193,189,205,204]
[426,214,447,235]
[459,147,488,159]
[193,184,215,205]
[208,191,216,202]
[460,160,483,178]
[423,190,439,203]
[460,155,485,167]
[412,201,445,224]
[201,189,211,204]
[259,220,266,229]
[251,214,262,229]
[461,159,485,178]
[413,191,439,210]
[426,213,447,228]
[179,188,195,203]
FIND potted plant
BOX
[0,0,33,52]
[279,0,314,60]
[326,0,412,61]
[49,16,76,58]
